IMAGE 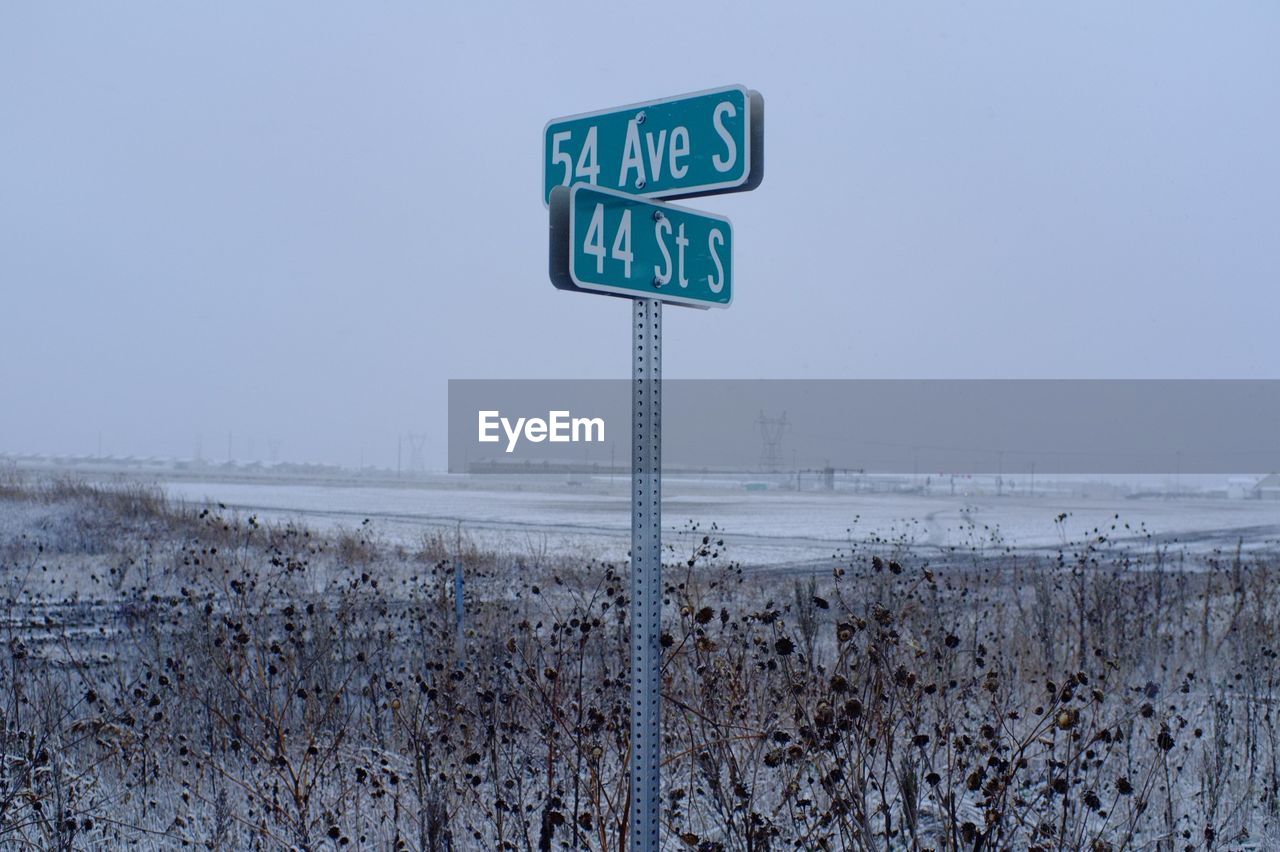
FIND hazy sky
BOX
[2,3,1277,468]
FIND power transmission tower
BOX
[756,411,788,473]
[406,432,428,474]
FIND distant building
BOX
[1257,473,1280,500]
[1229,474,1280,500]
[1227,476,1257,500]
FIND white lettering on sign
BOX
[587,202,638,281]
[584,203,606,273]
[669,126,690,178]
[551,132,573,186]
[644,129,666,182]
[708,228,725,293]
[711,101,737,173]
[652,219,696,288]
[619,120,644,188]
[612,115,722,190]
[611,208,633,278]
[654,217,673,286]
[553,129,602,188]
[478,410,605,453]
[575,126,600,184]
[675,223,690,288]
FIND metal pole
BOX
[630,297,662,851]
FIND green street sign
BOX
[542,85,763,205]
[549,184,732,309]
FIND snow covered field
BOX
[160,475,1280,568]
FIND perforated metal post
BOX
[630,297,662,852]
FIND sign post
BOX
[544,86,761,851]
[630,297,662,851]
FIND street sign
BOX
[549,184,732,309]
[542,85,763,205]
[541,87,762,852]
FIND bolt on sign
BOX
[542,85,764,205]
[549,184,732,308]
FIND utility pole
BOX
[756,411,789,473]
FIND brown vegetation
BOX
[0,473,1277,850]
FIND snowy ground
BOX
[158,475,1280,568]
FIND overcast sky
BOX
[2,3,1276,468]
